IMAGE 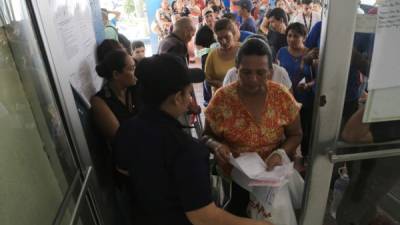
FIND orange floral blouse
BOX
[205,81,301,157]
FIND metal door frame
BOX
[301,1,400,225]
[19,0,104,224]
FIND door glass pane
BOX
[0,26,66,225]
[0,1,89,225]
[323,157,400,225]
[335,3,400,152]
[1,0,78,187]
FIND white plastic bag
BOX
[247,183,298,225]
[230,150,304,225]
[287,170,304,209]
[247,171,304,225]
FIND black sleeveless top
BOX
[95,83,141,123]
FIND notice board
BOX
[364,0,400,122]
[30,0,103,102]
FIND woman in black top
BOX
[91,49,139,141]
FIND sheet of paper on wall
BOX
[355,14,377,33]
[367,0,400,90]
[364,86,400,122]
[363,0,400,122]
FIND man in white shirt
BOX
[291,0,321,33]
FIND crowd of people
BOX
[92,1,400,225]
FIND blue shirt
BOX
[304,21,370,102]
[305,21,322,49]
[239,30,254,42]
[240,17,257,33]
[277,47,314,107]
[223,0,230,9]
[346,33,375,101]
[114,107,212,225]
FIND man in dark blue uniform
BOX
[113,54,272,225]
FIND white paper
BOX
[33,0,102,102]
[230,152,266,177]
[230,151,294,212]
[355,14,377,33]
[229,152,293,187]
[368,0,400,89]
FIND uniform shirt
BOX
[304,21,362,102]
[277,47,314,107]
[305,21,322,49]
[240,17,257,33]
[113,107,212,225]
[239,30,254,42]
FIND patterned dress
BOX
[205,81,301,158]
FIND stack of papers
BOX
[229,152,293,187]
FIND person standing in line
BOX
[276,22,314,159]
[222,34,292,91]
[222,13,255,42]
[263,7,288,55]
[131,40,146,62]
[158,17,197,63]
[204,39,302,223]
[204,18,241,92]
[158,17,202,128]
[153,0,173,40]
[195,7,217,106]
[91,49,140,225]
[339,106,400,225]
[291,0,321,33]
[102,8,119,41]
[236,0,257,33]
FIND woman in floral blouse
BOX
[203,38,302,218]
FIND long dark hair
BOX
[95,49,128,80]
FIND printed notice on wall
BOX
[33,0,102,101]
[368,0,400,90]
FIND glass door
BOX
[0,1,99,225]
[301,0,400,225]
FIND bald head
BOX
[173,17,196,43]
[173,17,194,33]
